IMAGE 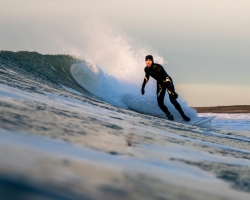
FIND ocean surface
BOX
[0,51,250,200]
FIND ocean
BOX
[0,51,250,200]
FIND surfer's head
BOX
[145,55,153,67]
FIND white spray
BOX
[69,17,197,119]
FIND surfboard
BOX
[175,116,216,126]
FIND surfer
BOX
[141,55,190,121]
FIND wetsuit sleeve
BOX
[142,72,149,90]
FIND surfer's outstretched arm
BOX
[141,73,149,95]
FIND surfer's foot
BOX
[182,115,190,122]
[166,113,174,121]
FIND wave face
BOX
[0,51,88,95]
[0,50,196,119]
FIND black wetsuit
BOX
[142,63,188,120]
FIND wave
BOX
[0,50,197,119]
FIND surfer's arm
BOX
[141,73,149,95]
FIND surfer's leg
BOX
[169,95,190,121]
[157,84,174,120]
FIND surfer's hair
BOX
[145,55,154,62]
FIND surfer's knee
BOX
[157,101,163,107]
[169,96,178,105]
[157,100,164,108]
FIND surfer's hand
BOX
[141,88,145,95]
[165,77,172,86]
[166,81,172,87]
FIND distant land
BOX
[193,105,250,113]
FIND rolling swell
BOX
[0,51,93,99]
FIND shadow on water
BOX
[0,176,92,200]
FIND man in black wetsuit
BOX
[141,55,190,121]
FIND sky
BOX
[0,0,250,106]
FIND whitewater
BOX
[0,20,250,199]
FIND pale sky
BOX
[0,0,250,106]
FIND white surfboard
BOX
[175,116,216,126]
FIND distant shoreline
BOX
[193,105,250,113]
